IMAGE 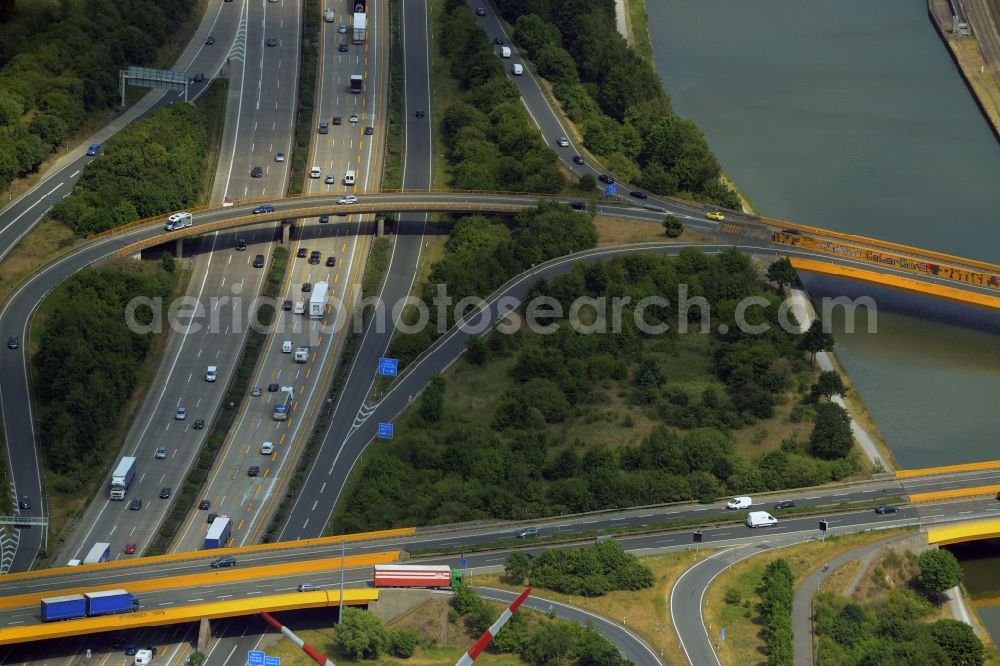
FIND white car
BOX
[337,195,358,205]
[261,442,274,455]
[557,136,569,147]
[175,407,187,420]
[275,152,285,162]
[349,114,359,124]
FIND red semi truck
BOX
[373,564,463,589]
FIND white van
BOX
[281,340,292,353]
[512,64,523,76]
[310,166,321,178]
[294,302,305,314]
[164,212,192,231]
[324,8,334,22]
[261,442,274,455]
[726,496,752,510]
[134,649,153,666]
[205,365,217,382]
[294,347,309,363]
[500,46,511,58]
[343,169,355,186]
[746,511,778,528]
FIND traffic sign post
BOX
[377,423,394,440]
[265,657,280,666]
[603,183,617,197]
[378,357,398,376]
[693,530,702,551]
[248,651,264,666]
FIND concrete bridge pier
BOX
[175,237,183,259]
[376,215,385,237]
[281,220,293,245]
[197,617,211,651]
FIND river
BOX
[646,0,1000,643]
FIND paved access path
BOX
[792,533,914,665]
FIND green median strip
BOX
[146,247,289,556]
[407,497,909,557]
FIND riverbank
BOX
[927,0,1000,141]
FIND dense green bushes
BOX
[34,261,175,489]
[334,250,859,533]
[501,0,740,207]
[0,0,195,191]
[438,2,564,192]
[504,540,654,597]
[50,104,209,236]
[451,587,631,665]
[758,559,793,666]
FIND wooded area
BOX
[0,0,195,191]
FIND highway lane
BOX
[170,0,388,552]
[22,0,304,573]
[276,0,434,539]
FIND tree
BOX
[810,370,846,401]
[663,214,684,238]
[929,619,984,666]
[505,551,533,583]
[336,607,389,660]
[918,549,964,595]
[465,334,488,365]
[389,628,420,658]
[161,252,176,273]
[579,173,596,191]
[810,402,853,459]
[799,319,835,367]
[766,257,798,290]
[418,375,446,422]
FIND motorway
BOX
[49,0,306,571]
[167,0,387,553]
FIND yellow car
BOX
[706,211,725,221]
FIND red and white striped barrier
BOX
[455,588,532,666]
[260,612,334,666]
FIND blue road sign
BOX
[248,650,265,666]
[460,556,468,568]
[721,627,726,640]
[265,657,280,666]
[603,183,617,196]
[378,357,398,376]
[378,422,394,440]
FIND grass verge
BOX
[626,0,653,64]
[428,0,462,190]
[288,0,321,194]
[146,247,288,555]
[263,236,394,541]
[382,0,404,189]
[704,528,913,666]
[473,550,712,666]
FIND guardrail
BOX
[895,459,1000,478]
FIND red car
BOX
[124,542,136,555]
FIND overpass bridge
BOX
[92,191,1000,310]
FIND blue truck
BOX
[40,589,139,622]
[204,516,232,549]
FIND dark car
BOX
[193,418,205,430]
[236,238,247,251]
[629,190,648,199]
[773,500,795,510]
[212,556,237,568]
[875,504,898,514]
[318,122,329,134]
[415,109,424,118]
[319,215,330,223]
[248,465,260,477]
[205,36,216,45]
[268,383,280,392]
[18,496,30,510]
[7,336,18,350]
[199,499,211,510]
[572,155,585,165]
[252,204,274,214]
[129,498,142,510]
[339,41,349,52]
[160,487,171,499]
[266,38,278,47]
[125,645,138,656]
[124,542,136,554]
[283,299,293,311]
[364,126,374,136]
[569,200,587,210]
[192,73,205,83]
[332,116,342,126]
[253,254,265,268]
[250,166,263,178]
[326,256,336,267]
[302,282,312,292]
[297,247,308,258]
[598,174,614,184]
[207,512,218,523]
[309,251,321,264]
[86,144,102,156]
[516,527,539,538]
[494,37,503,45]
[111,639,125,650]
[997,491,1000,501]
